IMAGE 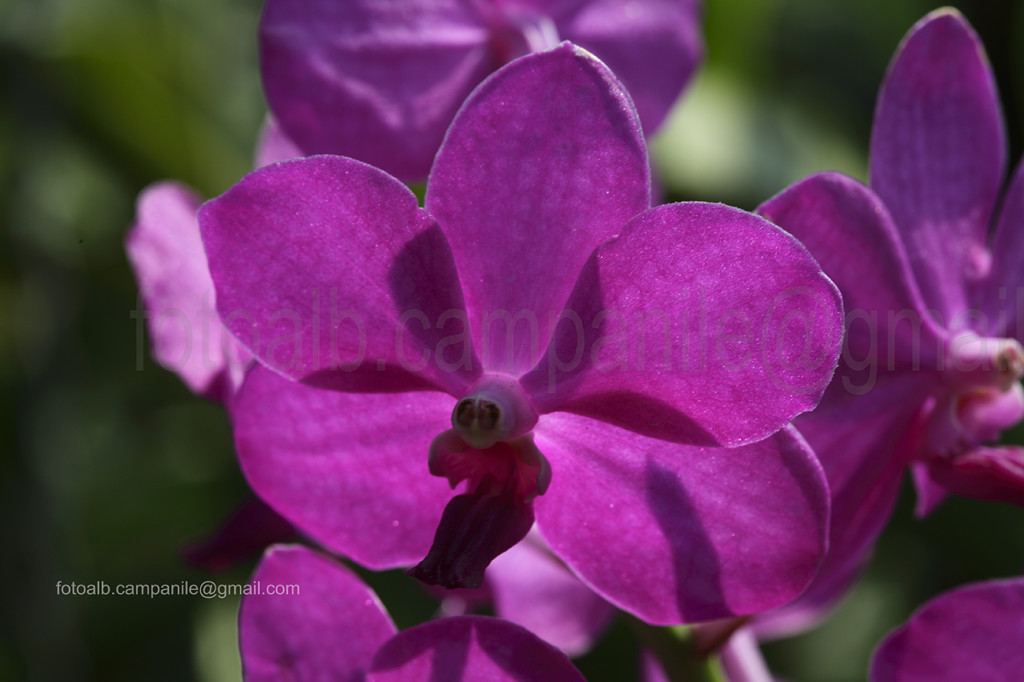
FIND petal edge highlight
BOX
[368,615,587,682]
[870,8,1006,320]
[200,155,478,396]
[534,417,829,624]
[524,201,843,447]
[240,544,396,682]
[232,366,455,569]
[427,42,651,377]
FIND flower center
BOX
[944,331,1024,392]
[450,374,539,449]
[922,333,1024,459]
[429,430,551,505]
[408,375,547,589]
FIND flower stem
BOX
[627,617,728,682]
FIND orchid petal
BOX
[232,365,455,569]
[870,8,1005,321]
[523,201,843,446]
[910,461,951,518]
[368,615,586,682]
[260,0,492,181]
[533,416,829,624]
[240,545,396,682]
[754,373,932,639]
[426,43,650,376]
[871,578,1024,682]
[758,171,948,370]
[127,182,251,402]
[200,156,477,396]
[925,444,1024,508]
[974,157,1024,337]
[487,534,615,656]
[553,0,702,133]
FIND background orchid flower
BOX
[870,577,1024,682]
[484,531,615,656]
[656,575,1024,682]
[751,8,1024,637]
[424,528,613,657]
[259,0,703,181]
[127,180,252,402]
[183,496,296,571]
[126,118,301,403]
[201,43,842,624]
[241,544,587,681]
[127,120,304,569]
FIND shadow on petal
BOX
[644,456,723,619]
[370,618,471,682]
[388,223,481,391]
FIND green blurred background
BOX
[2,0,1023,680]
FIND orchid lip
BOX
[416,427,551,589]
[429,430,551,504]
[421,379,547,589]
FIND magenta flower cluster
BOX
[126,2,1024,681]
[752,10,1024,643]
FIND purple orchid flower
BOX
[260,0,702,181]
[871,578,1024,682]
[751,9,1024,637]
[201,43,842,624]
[127,118,301,403]
[241,544,587,681]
